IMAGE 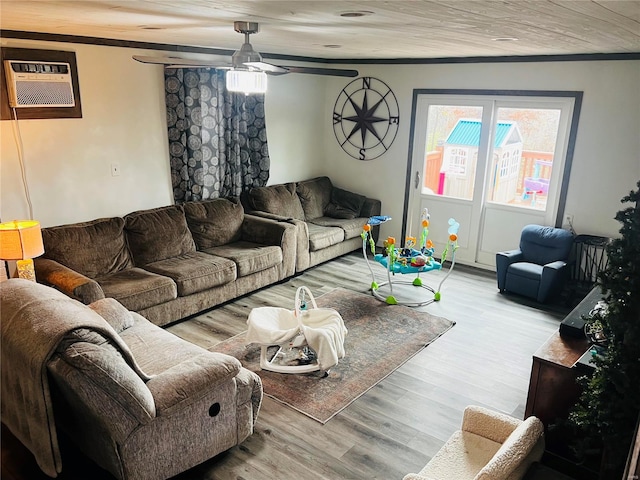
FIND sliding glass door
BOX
[407,91,580,268]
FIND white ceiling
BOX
[1,1,640,61]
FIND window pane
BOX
[488,107,561,211]
[422,105,483,200]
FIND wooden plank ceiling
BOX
[1,0,639,59]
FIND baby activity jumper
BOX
[361,209,459,307]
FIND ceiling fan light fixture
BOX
[226,69,267,95]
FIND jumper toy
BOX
[361,210,459,306]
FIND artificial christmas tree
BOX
[568,179,640,478]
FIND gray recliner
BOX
[1,279,262,480]
[496,224,574,303]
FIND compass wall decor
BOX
[332,77,399,161]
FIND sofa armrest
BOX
[247,210,310,272]
[538,260,568,302]
[461,405,520,444]
[360,197,382,218]
[242,214,297,278]
[146,352,241,416]
[495,249,524,291]
[476,416,544,480]
[34,258,105,304]
[543,259,567,271]
[48,353,155,444]
[241,214,293,245]
[245,210,293,223]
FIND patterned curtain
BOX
[164,68,270,202]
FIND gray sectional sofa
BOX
[245,176,381,272]
[35,198,296,327]
[35,178,380,327]
[1,278,262,480]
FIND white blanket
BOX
[246,306,347,370]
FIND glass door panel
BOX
[487,107,561,211]
[423,105,483,200]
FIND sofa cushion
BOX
[203,241,283,277]
[307,223,345,251]
[119,312,214,373]
[124,205,196,266]
[309,217,368,240]
[508,262,544,280]
[42,217,133,279]
[249,183,305,220]
[143,251,237,296]
[183,198,244,249]
[296,176,333,220]
[325,187,367,219]
[97,267,177,312]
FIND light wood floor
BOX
[1,252,569,480]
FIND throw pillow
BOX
[124,205,195,266]
[183,198,244,249]
[296,177,333,220]
[325,187,366,219]
[249,183,305,220]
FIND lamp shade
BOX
[0,220,45,260]
[226,69,267,95]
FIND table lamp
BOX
[0,220,45,281]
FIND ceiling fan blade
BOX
[132,55,231,69]
[243,61,288,75]
[276,65,359,77]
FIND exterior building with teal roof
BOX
[440,119,523,203]
[445,120,519,148]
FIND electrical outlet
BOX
[564,213,574,227]
[111,163,120,177]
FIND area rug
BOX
[211,287,455,423]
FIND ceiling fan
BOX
[133,21,359,80]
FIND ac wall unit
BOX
[4,60,75,108]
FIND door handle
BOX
[414,171,420,189]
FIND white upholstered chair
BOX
[404,405,545,480]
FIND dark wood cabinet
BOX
[525,331,589,425]
[525,288,604,479]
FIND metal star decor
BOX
[333,77,399,160]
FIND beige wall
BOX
[0,39,327,227]
[1,40,172,226]
[1,37,638,245]
[323,60,640,241]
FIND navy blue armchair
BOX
[496,225,574,303]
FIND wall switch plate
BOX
[111,163,120,176]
